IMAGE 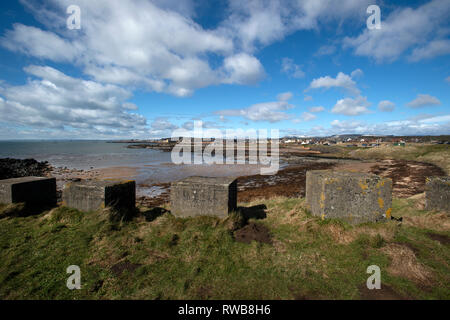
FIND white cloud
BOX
[350,68,363,78]
[221,0,371,52]
[309,72,360,95]
[216,100,294,123]
[309,106,325,113]
[150,118,178,131]
[332,96,370,116]
[281,57,305,78]
[343,0,450,62]
[304,95,313,101]
[378,100,395,112]
[277,91,293,101]
[285,114,450,137]
[407,94,441,108]
[409,39,450,62]
[292,112,317,123]
[0,65,148,136]
[301,112,317,122]
[1,0,267,97]
[331,119,364,131]
[446,76,450,83]
[0,24,81,62]
[223,53,265,85]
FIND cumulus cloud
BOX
[285,115,450,137]
[0,24,81,62]
[1,0,374,98]
[407,94,441,108]
[281,58,305,78]
[304,95,313,101]
[222,0,372,52]
[332,96,370,116]
[308,72,360,95]
[378,100,395,112]
[0,0,265,97]
[0,65,147,136]
[343,0,450,62]
[222,53,265,85]
[324,115,450,136]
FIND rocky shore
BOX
[0,158,52,180]
[1,155,446,209]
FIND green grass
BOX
[0,197,449,300]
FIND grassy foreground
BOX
[0,196,449,300]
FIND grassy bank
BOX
[0,197,449,300]
[311,144,450,174]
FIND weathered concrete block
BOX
[63,180,136,215]
[170,176,237,218]
[306,170,392,224]
[0,176,56,206]
[425,176,450,212]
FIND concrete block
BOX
[0,176,56,206]
[306,170,392,224]
[170,176,237,218]
[63,180,136,215]
[425,176,450,212]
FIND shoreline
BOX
[1,156,446,208]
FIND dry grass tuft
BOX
[381,243,433,286]
[326,223,397,245]
[404,212,450,232]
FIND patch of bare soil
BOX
[359,284,408,300]
[427,233,450,245]
[196,285,213,299]
[237,162,336,203]
[110,261,142,276]
[234,222,272,244]
[369,160,446,198]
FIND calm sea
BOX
[0,140,264,186]
[0,140,170,170]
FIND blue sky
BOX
[0,0,449,139]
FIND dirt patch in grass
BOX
[359,284,408,300]
[381,243,433,287]
[370,160,446,198]
[196,285,214,299]
[110,261,142,277]
[234,222,272,244]
[427,233,450,245]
